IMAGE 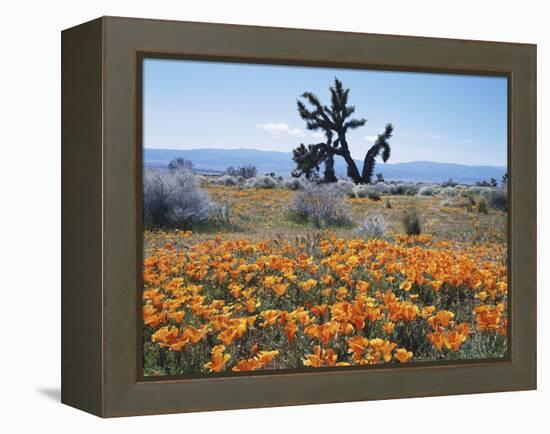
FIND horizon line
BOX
[144,146,507,169]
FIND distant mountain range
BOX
[144,148,506,185]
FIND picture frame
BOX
[61,16,536,417]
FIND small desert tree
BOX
[292,78,393,184]
[168,158,193,172]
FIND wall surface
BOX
[0,0,546,432]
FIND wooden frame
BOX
[61,16,537,417]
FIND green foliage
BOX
[402,209,422,235]
[477,197,488,214]
[486,188,507,211]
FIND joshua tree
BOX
[502,172,508,186]
[292,78,393,184]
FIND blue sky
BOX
[143,58,507,167]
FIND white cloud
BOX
[257,122,305,138]
[364,135,378,142]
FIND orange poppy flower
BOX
[232,358,263,372]
[347,336,369,359]
[204,345,231,372]
[257,350,279,365]
[300,279,318,292]
[394,348,413,363]
[427,330,445,350]
[444,330,467,352]
[259,310,280,328]
[383,322,395,335]
[285,321,298,342]
[399,280,413,291]
[272,283,289,296]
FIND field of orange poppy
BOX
[142,185,507,376]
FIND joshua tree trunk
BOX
[323,151,337,183]
[361,146,378,183]
[361,123,394,184]
[340,149,362,183]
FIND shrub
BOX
[289,184,352,228]
[143,169,215,229]
[217,175,238,186]
[356,214,387,239]
[252,176,278,189]
[168,158,193,172]
[353,184,382,200]
[486,188,507,211]
[224,165,257,179]
[476,178,498,187]
[468,186,490,196]
[368,190,381,201]
[389,183,419,196]
[418,185,439,196]
[405,184,420,196]
[373,182,391,194]
[477,197,488,214]
[385,199,392,209]
[442,178,457,188]
[442,186,458,197]
[402,209,421,235]
[354,184,372,198]
[389,183,406,195]
[284,177,305,190]
[335,179,356,197]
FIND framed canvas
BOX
[61,16,537,417]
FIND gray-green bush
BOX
[284,177,305,190]
[486,188,507,211]
[289,184,352,228]
[252,176,278,189]
[335,179,356,197]
[143,169,215,229]
[356,214,387,239]
[217,175,238,186]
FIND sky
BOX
[143,58,507,167]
